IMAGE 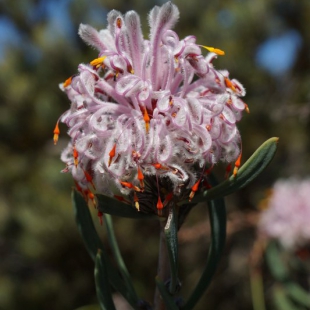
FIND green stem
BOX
[104,214,139,306]
[154,219,170,310]
[250,268,266,310]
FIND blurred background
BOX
[0,0,310,309]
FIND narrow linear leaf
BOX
[266,242,310,307]
[164,205,179,294]
[97,194,157,219]
[273,285,299,310]
[95,250,117,310]
[190,137,278,204]
[285,282,310,307]
[72,190,137,308]
[250,269,266,310]
[155,277,179,310]
[265,241,289,282]
[182,195,226,310]
[104,214,139,304]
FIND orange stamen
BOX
[233,151,242,177]
[90,57,106,68]
[169,96,173,106]
[73,147,78,167]
[152,163,162,169]
[157,196,164,216]
[143,107,150,133]
[137,166,144,190]
[152,163,169,170]
[224,77,236,92]
[200,45,225,56]
[189,178,202,202]
[53,121,60,145]
[119,181,141,192]
[245,103,250,113]
[108,143,117,167]
[63,76,72,88]
[88,191,97,208]
[120,181,133,189]
[134,192,140,211]
[116,17,122,28]
[83,169,96,190]
[127,64,134,74]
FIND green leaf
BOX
[190,137,279,203]
[182,193,226,310]
[285,282,310,307]
[95,250,117,310]
[104,214,139,305]
[155,277,179,310]
[72,190,138,309]
[97,194,157,219]
[266,241,310,308]
[273,285,299,310]
[164,205,179,294]
[265,241,289,282]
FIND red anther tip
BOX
[108,143,116,167]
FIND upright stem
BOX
[154,219,170,310]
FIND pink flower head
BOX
[56,2,246,215]
[259,179,310,250]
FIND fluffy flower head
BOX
[259,179,310,250]
[56,2,247,215]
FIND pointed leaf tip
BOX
[187,137,279,203]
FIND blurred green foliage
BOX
[0,0,310,309]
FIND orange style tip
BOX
[189,191,195,202]
[108,144,116,165]
[53,122,60,144]
[90,56,106,67]
[116,17,122,28]
[135,201,140,212]
[63,76,72,88]
[74,159,78,167]
[191,179,201,192]
[120,181,133,189]
[152,163,162,169]
[233,167,239,177]
[53,134,59,145]
[245,104,250,113]
[201,45,225,56]
[137,166,144,181]
[157,197,163,210]
[133,185,142,192]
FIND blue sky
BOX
[0,1,303,76]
